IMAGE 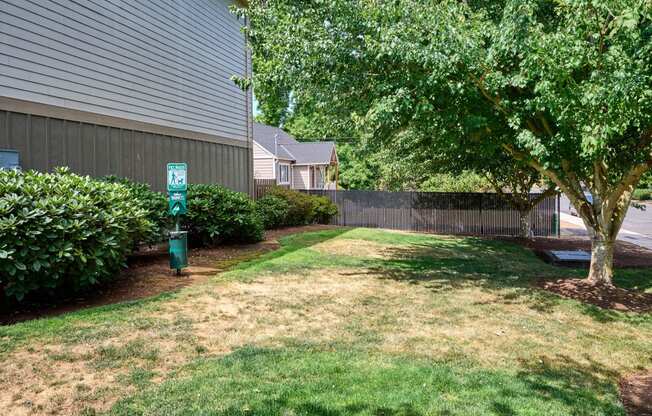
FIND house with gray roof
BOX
[253,123,338,190]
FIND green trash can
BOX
[169,231,188,273]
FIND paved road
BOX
[560,195,652,249]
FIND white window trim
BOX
[316,165,325,189]
[278,163,291,184]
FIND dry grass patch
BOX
[3,267,650,414]
[0,228,649,415]
[0,270,389,415]
[312,236,475,261]
[312,238,394,258]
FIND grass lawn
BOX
[0,228,650,415]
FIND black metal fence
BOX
[303,190,560,237]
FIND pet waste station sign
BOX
[167,163,188,274]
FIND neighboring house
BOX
[0,0,253,193]
[253,123,338,190]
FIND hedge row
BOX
[184,184,263,246]
[255,187,338,229]
[101,176,170,245]
[0,171,265,301]
[0,169,151,301]
[1,171,338,302]
[633,189,652,201]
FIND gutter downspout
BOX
[274,133,278,182]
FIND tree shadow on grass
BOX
[612,268,652,293]
[355,242,651,323]
[515,354,627,416]
[344,242,565,313]
[576,302,652,325]
[222,228,354,279]
[262,400,424,416]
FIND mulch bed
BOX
[505,237,652,313]
[536,279,652,313]
[0,225,339,325]
[621,372,652,416]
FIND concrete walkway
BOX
[560,212,652,251]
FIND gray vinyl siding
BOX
[0,110,251,193]
[0,0,248,142]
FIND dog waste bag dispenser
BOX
[167,163,188,274]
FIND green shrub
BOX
[265,187,338,226]
[312,195,338,224]
[639,172,652,189]
[0,168,150,301]
[101,176,169,244]
[185,184,263,246]
[420,172,493,193]
[255,195,290,229]
[266,187,316,226]
[633,189,652,201]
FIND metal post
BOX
[479,193,484,236]
[556,193,561,237]
[175,215,181,276]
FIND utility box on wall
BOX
[0,150,20,170]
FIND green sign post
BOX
[167,163,188,275]
[167,163,187,192]
[168,191,187,216]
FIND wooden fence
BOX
[303,190,560,237]
[254,179,289,199]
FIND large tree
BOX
[430,144,559,239]
[241,1,652,284]
[369,128,559,237]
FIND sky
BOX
[253,93,261,117]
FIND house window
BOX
[311,166,325,189]
[279,164,290,184]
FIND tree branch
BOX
[604,157,652,218]
[484,173,525,211]
[469,73,510,117]
[530,184,559,206]
[537,113,554,137]
[501,143,599,229]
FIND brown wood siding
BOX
[0,109,251,193]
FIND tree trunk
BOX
[518,209,533,239]
[587,235,615,285]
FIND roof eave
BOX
[293,162,332,166]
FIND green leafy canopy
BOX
[243,0,652,281]
[245,0,651,179]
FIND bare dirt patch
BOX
[537,279,652,312]
[0,225,339,325]
[1,345,122,416]
[620,372,652,416]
